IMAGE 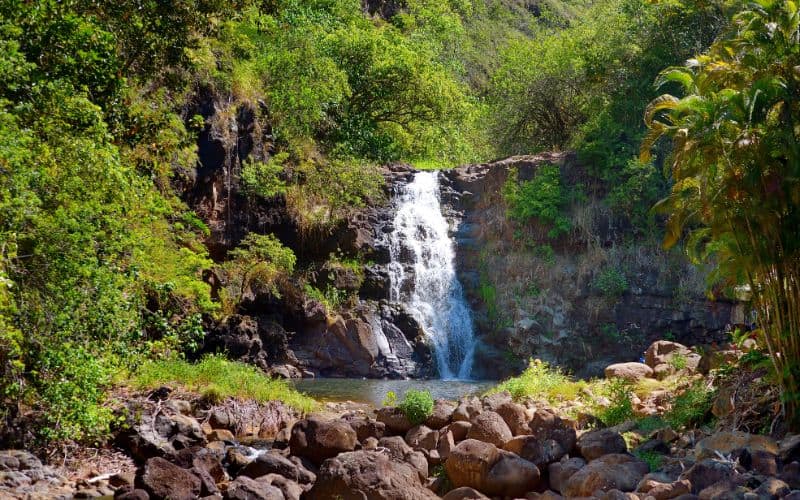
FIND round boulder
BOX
[605,363,653,381]
[562,453,649,497]
[305,450,438,499]
[495,401,531,436]
[289,417,357,465]
[467,411,513,448]
[483,450,541,497]
[426,399,457,429]
[376,406,413,434]
[141,457,201,500]
[577,429,627,461]
[445,439,500,492]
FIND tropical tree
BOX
[641,0,800,426]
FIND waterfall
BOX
[388,171,477,379]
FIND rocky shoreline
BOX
[0,341,794,500]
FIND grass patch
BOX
[131,355,316,413]
[490,359,587,404]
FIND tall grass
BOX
[132,355,316,413]
[489,359,586,403]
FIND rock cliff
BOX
[441,154,741,378]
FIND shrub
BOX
[502,165,571,239]
[398,389,434,425]
[669,353,688,371]
[593,267,629,299]
[219,233,296,313]
[665,382,715,430]
[596,378,635,426]
[491,359,585,404]
[303,284,346,313]
[241,154,287,200]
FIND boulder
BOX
[637,478,691,500]
[504,434,570,468]
[260,474,304,500]
[695,431,778,460]
[379,436,414,460]
[483,450,541,497]
[449,421,472,441]
[645,341,691,368]
[226,475,285,499]
[562,454,649,497]
[548,457,586,493]
[780,434,800,463]
[438,430,456,460]
[426,399,457,429]
[453,399,482,422]
[345,416,386,442]
[239,452,311,484]
[406,450,429,482]
[745,449,779,475]
[305,450,438,499]
[682,459,737,494]
[192,449,226,483]
[116,489,151,500]
[577,429,627,461]
[445,439,500,492]
[528,409,577,456]
[441,486,490,499]
[781,461,800,490]
[405,425,435,449]
[495,401,531,436]
[467,411,513,448]
[697,479,749,499]
[482,392,513,411]
[289,418,357,465]
[605,363,654,381]
[755,477,790,499]
[141,457,201,500]
[376,406,413,434]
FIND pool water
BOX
[291,378,496,406]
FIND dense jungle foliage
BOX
[2,0,796,444]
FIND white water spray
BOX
[388,171,476,379]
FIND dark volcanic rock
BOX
[306,450,438,499]
[289,418,357,465]
[140,457,201,500]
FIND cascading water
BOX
[388,171,477,379]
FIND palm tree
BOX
[641,0,800,427]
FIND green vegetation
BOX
[132,355,316,413]
[304,284,348,313]
[664,382,715,430]
[398,389,435,425]
[593,267,629,300]
[636,450,665,472]
[503,165,572,239]
[669,353,688,371]
[3,0,800,444]
[596,379,635,427]
[491,359,586,404]
[641,0,800,427]
[220,234,296,314]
